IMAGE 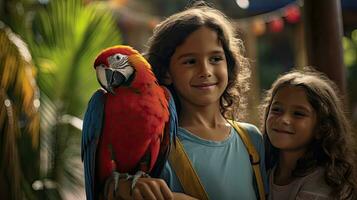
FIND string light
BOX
[111,0,301,35]
[284,5,301,24]
[269,17,284,33]
[252,19,266,36]
[235,0,250,9]
[238,1,302,35]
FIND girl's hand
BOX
[105,176,173,200]
[173,192,199,200]
[132,178,173,200]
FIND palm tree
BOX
[0,23,40,200]
[1,0,121,199]
[26,0,121,199]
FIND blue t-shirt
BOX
[160,122,268,200]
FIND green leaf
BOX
[19,0,122,198]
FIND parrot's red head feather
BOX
[94,45,139,68]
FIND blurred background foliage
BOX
[0,24,40,200]
[1,0,357,199]
[1,0,120,199]
[344,30,357,115]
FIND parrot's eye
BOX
[108,53,129,69]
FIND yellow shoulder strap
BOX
[168,138,210,200]
[227,120,266,200]
[168,121,266,200]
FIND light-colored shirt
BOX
[269,166,332,200]
[160,122,268,200]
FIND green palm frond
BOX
[20,0,121,198]
[27,0,121,115]
[0,23,40,200]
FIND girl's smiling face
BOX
[167,26,228,108]
[266,86,317,152]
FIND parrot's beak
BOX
[96,65,125,95]
[105,69,125,95]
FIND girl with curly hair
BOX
[105,2,268,200]
[262,67,357,199]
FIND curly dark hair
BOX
[261,67,357,199]
[145,2,250,119]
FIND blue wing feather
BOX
[151,87,178,177]
[167,88,178,144]
[81,89,105,200]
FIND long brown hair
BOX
[146,2,250,119]
[261,67,357,199]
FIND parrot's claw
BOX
[104,171,132,199]
[113,171,120,196]
[130,171,150,194]
[114,172,133,197]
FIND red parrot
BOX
[81,45,177,200]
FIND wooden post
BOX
[303,0,346,94]
[293,21,307,68]
[238,21,261,126]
